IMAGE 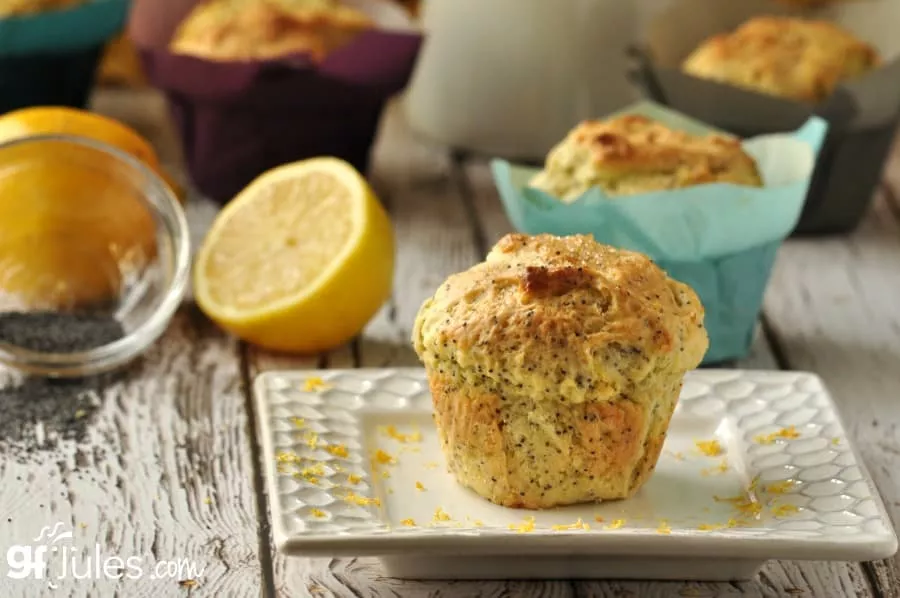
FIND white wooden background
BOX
[0,87,898,597]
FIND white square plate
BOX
[255,369,897,581]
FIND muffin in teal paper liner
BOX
[0,0,131,113]
[491,101,828,364]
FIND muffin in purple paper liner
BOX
[128,0,422,203]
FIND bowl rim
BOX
[0,132,191,378]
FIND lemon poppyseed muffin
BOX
[412,233,708,509]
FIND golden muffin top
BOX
[0,0,82,17]
[529,114,762,203]
[412,234,709,404]
[169,0,374,62]
[682,16,880,103]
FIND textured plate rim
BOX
[255,368,899,562]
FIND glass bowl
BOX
[0,134,190,378]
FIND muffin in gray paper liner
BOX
[128,0,422,203]
[629,0,900,235]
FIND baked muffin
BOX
[529,114,762,203]
[169,0,373,62]
[412,233,708,509]
[682,16,880,103]
[0,0,82,17]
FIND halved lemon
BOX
[194,157,394,353]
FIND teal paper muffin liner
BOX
[491,101,828,364]
[0,0,129,56]
[0,0,130,113]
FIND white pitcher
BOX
[403,0,643,160]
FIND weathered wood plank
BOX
[763,190,900,598]
[0,89,264,597]
[0,308,262,597]
[460,157,875,598]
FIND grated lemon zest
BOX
[714,494,762,518]
[702,458,729,476]
[765,481,795,494]
[303,377,331,392]
[401,518,416,527]
[373,449,396,465]
[605,519,626,530]
[753,426,802,445]
[310,509,327,518]
[694,439,723,457]
[347,474,362,485]
[344,492,381,507]
[380,425,423,444]
[325,444,349,458]
[290,417,305,428]
[275,451,301,464]
[415,481,426,491]
[551,518,590,531]
[433,507,452,523]
[292,463,325,484]
[509,516,536,533]
[771,504,800,517]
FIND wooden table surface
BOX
[1,88,899,598]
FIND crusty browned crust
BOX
[429,372,682,509]
[529,114,762,202]
[682,16,880,103]
[169,0,373,62]
[413,233,708,509]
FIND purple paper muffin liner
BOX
[133,2,422,203]
[155,63,388,202]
